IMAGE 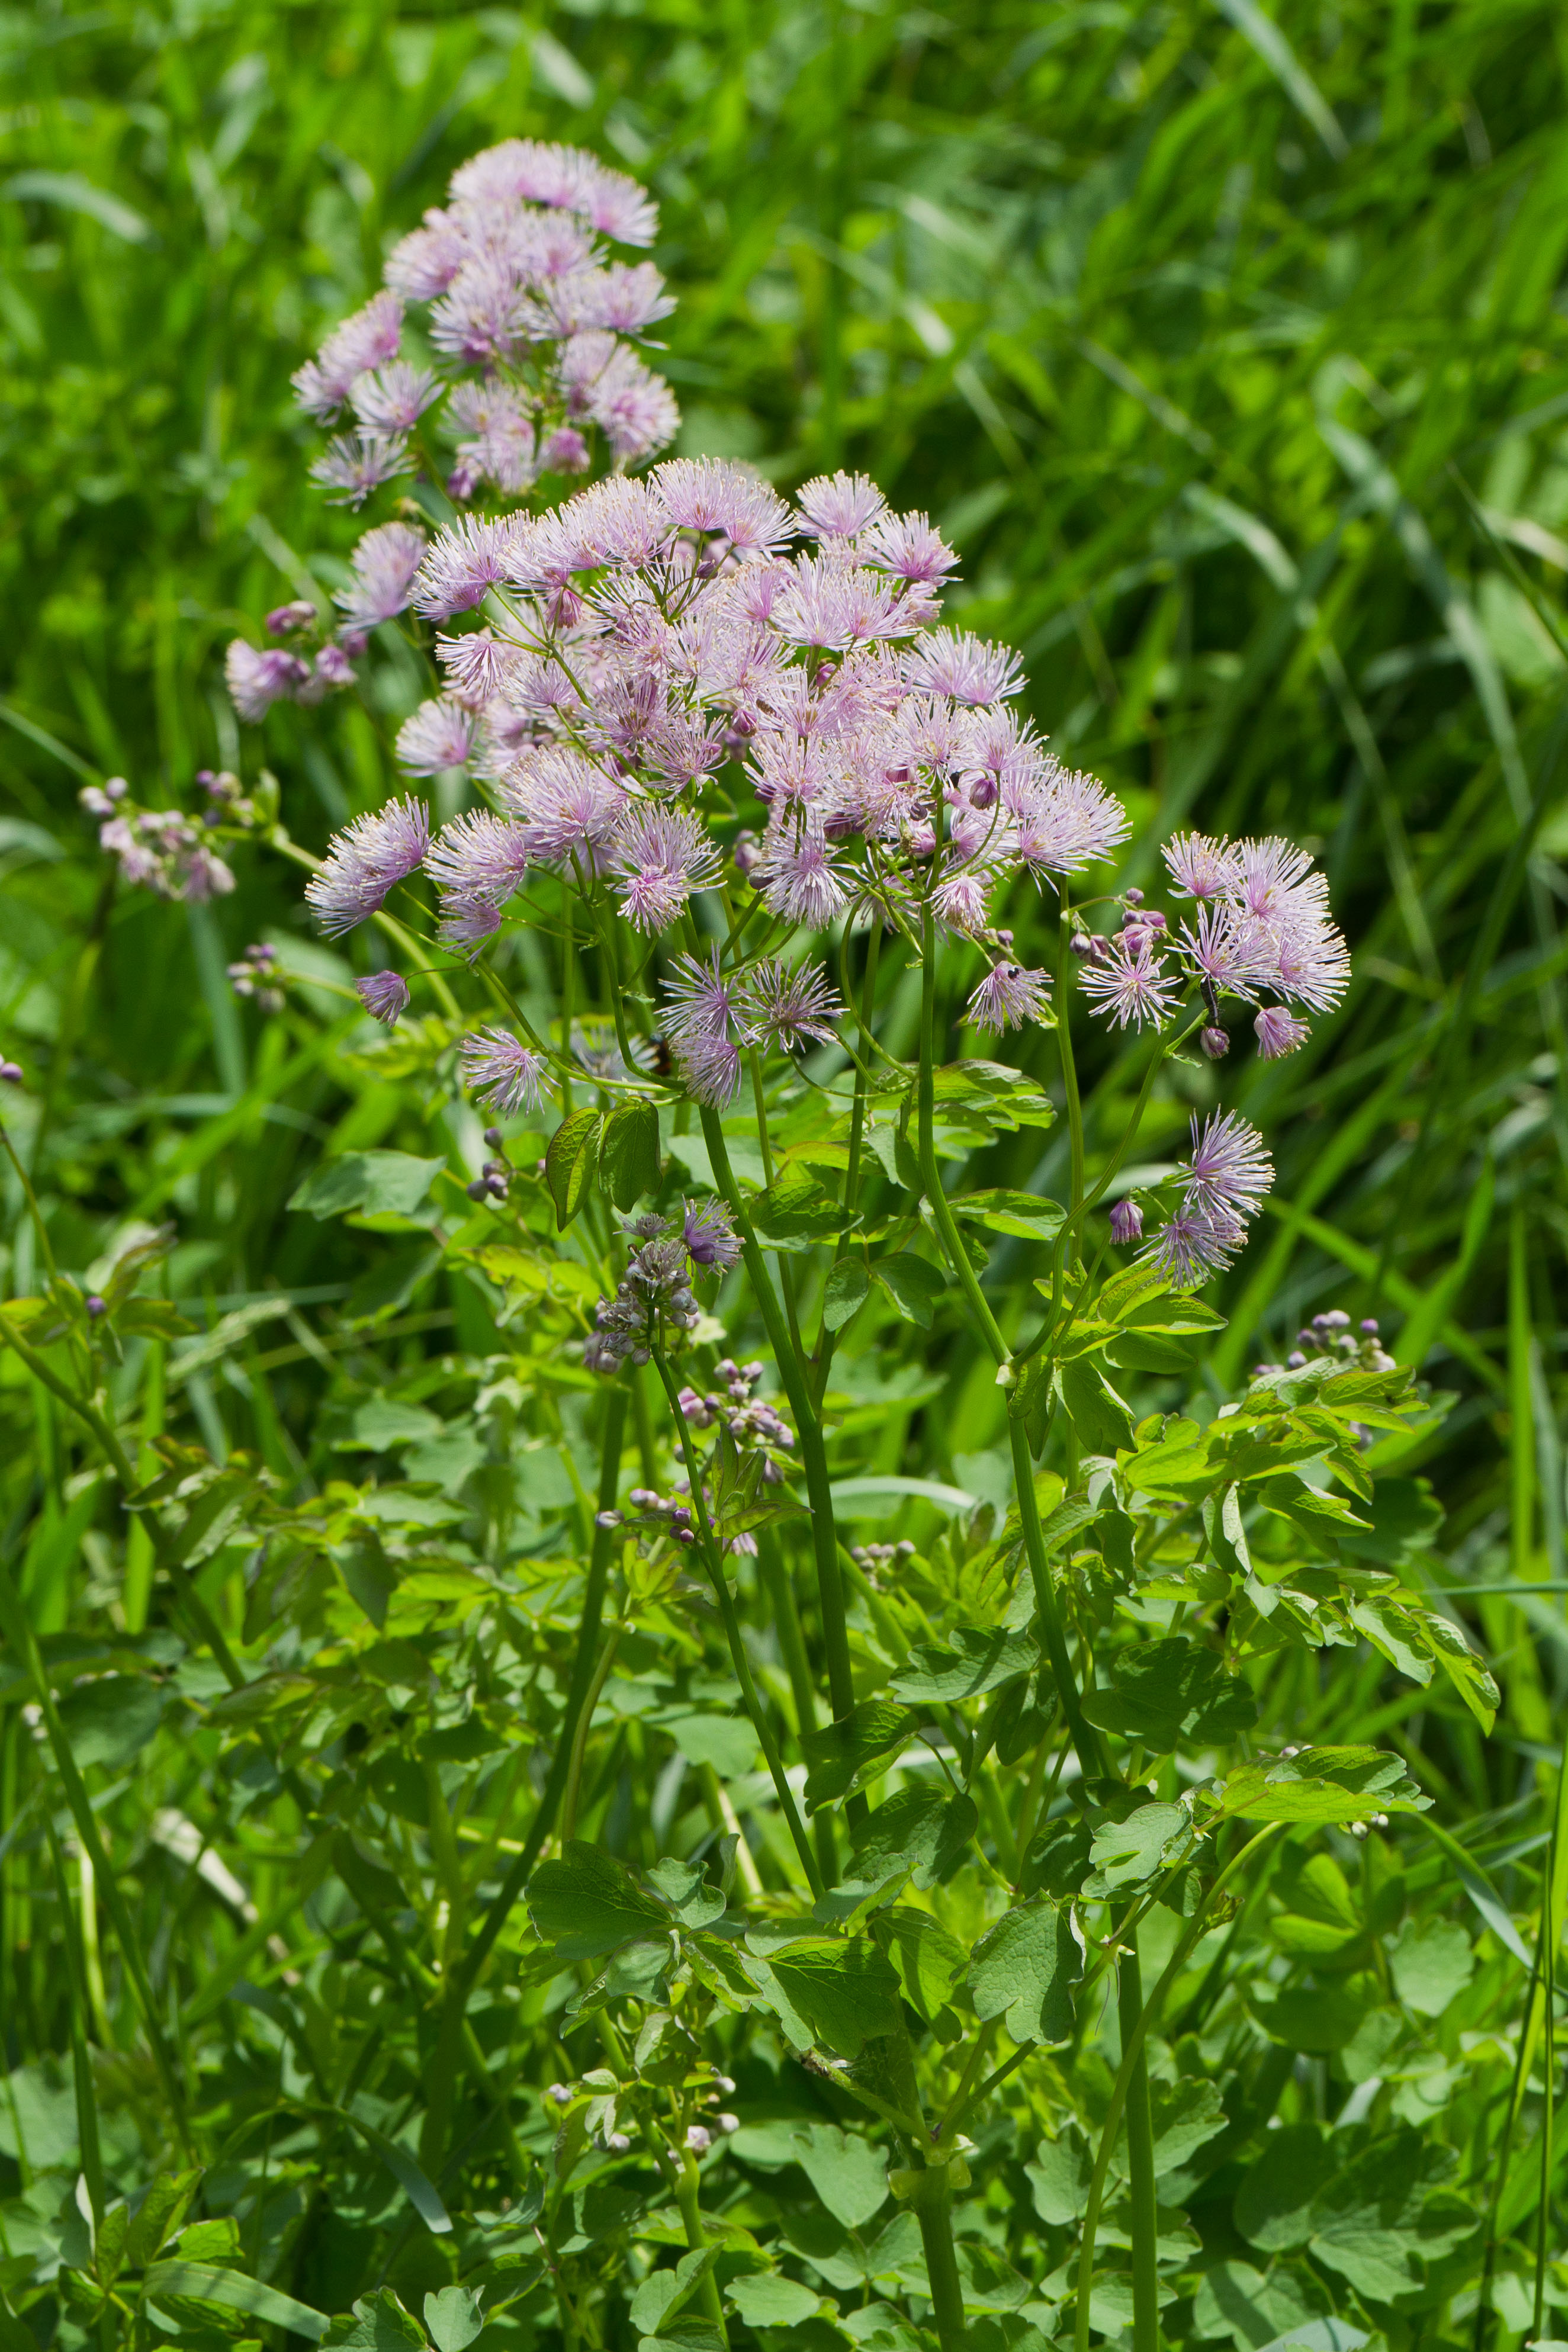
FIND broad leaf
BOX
[1082,1638,1257,1751]
[875,1257,948,1327]
[527,1840,671,1958]
[847,1785,978,1891]
[546,1109,605,1228]
[289,1151,445,1221]
[891,1625,1039,1704]
[801,1702,920,1811]
[822,1258,870,1331]
[599,1097,661,1210]
[968,1898,1079,2043]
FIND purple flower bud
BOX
[541,425,590,474]
[1200,1024,1230,1060]
[355,971,410,1027]
[85,1296,107,1319]
[1360,1318,1380,1335]
[1287,1350,1307,1368]
[466,1178,489,1201]
[547,2083,573,2106]
[596,1510,623,1530]
[685,2125,712,2155]
[266,600,318,636]
[446,461,480,503]
[1123,887,1144,906]
[1110,1199,1143,1245]
[105,777,127,802]
[0,1061,22,1085]
[484,1128,504,1150]
[1069,933,1092,958]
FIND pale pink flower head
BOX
[741,958,844,1053]
[350,361,441,435]
[860,510,958,586]
[460,1027,552,1116]
[796,471,887,539]
[356,971,410,1026]
[310,432,410,507]
[397,698,476,777]
[653,458,792,556]
[902,629,1024,705]
[1145,1204,1245,1289]
[968,962,1052,1033]
[226,642,310,723]
[1180,1110,1273,1221]
[291,290,404,417]
[413,515,531,621]
[1255,1004,1310,1058]
[336,521,428,634]
[1164,830,1244,902]
[751,830,850,928]
[304,796,430,936]
[1078,934,1180,1031]
[611,804,723,934]
[502,746,628,867]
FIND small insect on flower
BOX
[967,962,1051,1033]
[304,796,431,936]
[356,971,410,1026]
[1179,1110,1273,1222]
[460,1027,552,1116]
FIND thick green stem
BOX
[674,2152,730,2342]
[1056,898,1087,1217]
[562,1621,625,1842]
[698,1107,856,1733]
[1118,1947,1161,2352]
[913,2177,969,2352]
[917,910,1008,1363]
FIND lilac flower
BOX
[426,810,530,918]
[773,559,914,651]
[291,290,404,417]
[1180,904,1269,1000]
[610,804,722,933]
[1234,837,1327,923]
[1009,767,1131,878]
[750,831,849,927]
[967,962,1052,1033]
[741,958,844,1052]
[860,510,958,585]
[413,515,531,621]
[1110,1199,1143,1244]
[436,628,523,705]
[540,425,590,474]
[1078,935,1181,1030]
[226,642,310,722]
[581,261,677,335]
[460,1027,552,1115]
[674,1030,743,1107]
[336,521,428,633]
[1255,1004,1310,1058]
[1267,914,1351,1012]
[653,458,791,555]
[314,644,355,689]
[397,698,477,777]
[310,431,411,507]
[1146,1204,1245,1289]
[502,746,626,866]
[796,472,888,539]
[304,796,430,936]
[356,971,410,1026]
[384,213,468,301]
[902,629,1025,705]
[266,600,317,634]
[683,1198,743,1270]
[1164,830,1243,902]
[351,361,442,434]
[1179,1111,1273,1221]
[662,948,742,1045]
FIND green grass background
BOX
[4,0,1568,2326]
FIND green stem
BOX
[912,2179,969,2352]
[697,1107,856,1735]
[674,2151,730,2343]
[917,907,1007,1362]
[1074,1826,1285,2352]
[1056,898,1087,1217]
[0,1560,193,2157]
[653,1352,824,1899]
[562,1620,625,1841]
[455,1385,628,1990]
[1008,1420,1102,1781]
[1119,1947,1161,2352]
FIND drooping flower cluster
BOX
[1143,1109,1275,1287]
[221,139,679,725]
[582,1205,739,1371]
[227,942,284,1016]
[1074,839,1349,1053]
[80,775,237,903]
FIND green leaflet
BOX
[800,1701,921,1810]
[967,1898,1079,2043]
[890,1624,1039,1704]
[599,1097,661,1210]
[144,2261,329,2341]
[526,1840,673,1958]
[744,1934,904,2057]
[847,1785,979,1891]
[1082,1638,1258,1751]
[288,1151,445,1220]
[546,1107,605,1226]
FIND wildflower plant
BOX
[23,136,1506,2352]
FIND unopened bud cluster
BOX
[227,942,284,1016]
[677,1359,794,1464]
[467,1130,513,1203]
[583,1204,738,1373]
[1254,1309,1395,1379]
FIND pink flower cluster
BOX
[291,137,676,505]
[79,775,237,903]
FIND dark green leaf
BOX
[822,1257,871,1332]
[950,1189,1065,1240]
[144,2263,329,2343]
[1058,1357,1135,1455]
[546,1110,605,1228]
[288,1151,445,1221]
[56,1673,164,1769]
[890,1625,1039,1704]
[757,1935,904,2057]
[801,1702,921,1811]
[1235,2126,1336,2251]
[968,1899,1079,2043]
[874,1256,948,1326]
[600,1097,661,1211]
[847,1785,978,1891]
[527,1840,672,1958]
[1082,1638,1257,1751]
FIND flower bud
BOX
[85,1296,107,1319]
[1200,1025,1229,1060]
[0,1060,22,1085]
[685,2125,712,2155]
[1109,1199,1143,1245]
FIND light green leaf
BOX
[546,1109,605,1228]
[144,2261,328,2342]
[289,1151,445,1221]
[967,1898,1079,2044]
[890,1625,1038,1704]
[822,1257,871,1331]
